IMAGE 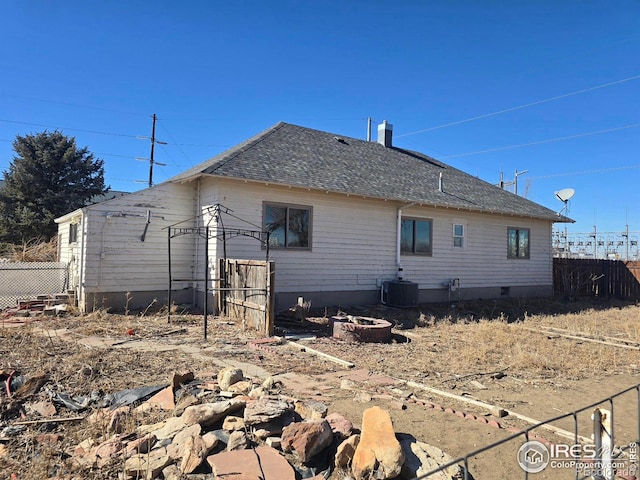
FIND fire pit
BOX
[329,315,393,343]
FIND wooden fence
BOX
[218,258,275,336]
[553,258,640,300]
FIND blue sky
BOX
[1,1,638,237]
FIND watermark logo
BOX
[517,440,638,476]
[517,441,550,473]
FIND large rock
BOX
[167,424,202,460]
[179,434,208,474]
[125,433,157,457]
[161,464,182,480]
[281,419,333,464]
[252,412,298,439]
[95,436,125,467]
[326,412,353,440]
[244,398,294,425]
[202,431,222,450]
[228,380,253,394]
[171,370,195,390]
[207,445,296,480]
[399,435,466,480]
[226,430,249,451]
[147,416,188,440]
[217,367,244,390]
[144,385,175,411]
[181,399,245,427]
[352,406,405,480]
[335,434,360,468]
[294,399,328,420]
[222,415,245,432]
[173,394,199,416]
[125,447,172,479]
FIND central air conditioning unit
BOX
[384,280,418,308]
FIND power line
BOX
[0,118,227,147]
[398,74,640,138]
[528,164,640,180]
[440,122,640,159]
[95,152,136,159]
[0,93,148,117]
[157,118,192,164]
[0,119,140,139]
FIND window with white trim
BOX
[401,217,432,255]
[508,227,530,259]
[453,224,464,248]
[263,203,312,249]
[69,223,79,244]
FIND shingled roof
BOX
[170,122,571,222]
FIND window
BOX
[453,224,464,248]
[401,218,432,255]
[69,223,78,244]
[264,203,311,249]
[508,227,530,258]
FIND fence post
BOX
[593,408,613,480]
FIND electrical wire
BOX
[440,122,640,159]
[528,164,640,180]
[0,117,227,148]
[0,93,148,117]
[398,74,640,138]
[157,118,193,164]
[0,119,140,139]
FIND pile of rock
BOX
[64,366,466,479]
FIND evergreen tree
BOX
[0,131,108,242]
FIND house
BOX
[55,121,572,313]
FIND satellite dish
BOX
[554,188,575,216]
[555,188,575,202]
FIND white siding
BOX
[198,178,553,294]
[56,211,83,289]
[399,206,552,289]
[80,183,196,295]
[61,175,553,309]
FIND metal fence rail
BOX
[415,384,640,479]
[0,261,68,309]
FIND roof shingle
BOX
[170,122,571,222]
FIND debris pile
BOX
[1,293,73,319]
[0,366,467,479]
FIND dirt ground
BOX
[1,297,639,479]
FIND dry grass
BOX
[527,304,640,341]
[1,237,58,262]
[1,298,639,478]
[308,299,640,383]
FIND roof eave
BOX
[196,173,568,223]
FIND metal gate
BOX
[218,258,275,336]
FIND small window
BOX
[69,223,78,244]
[264,203,312,249]
[401,218,432,255]
[508,227,530,259]
[453,224,464,248]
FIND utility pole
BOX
[514,169,528,195]
[497,169,528,195]
[137,114,167,187]
[148,114,158,188]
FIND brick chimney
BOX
[377,120,393,147]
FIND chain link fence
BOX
[0,261,68,309]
